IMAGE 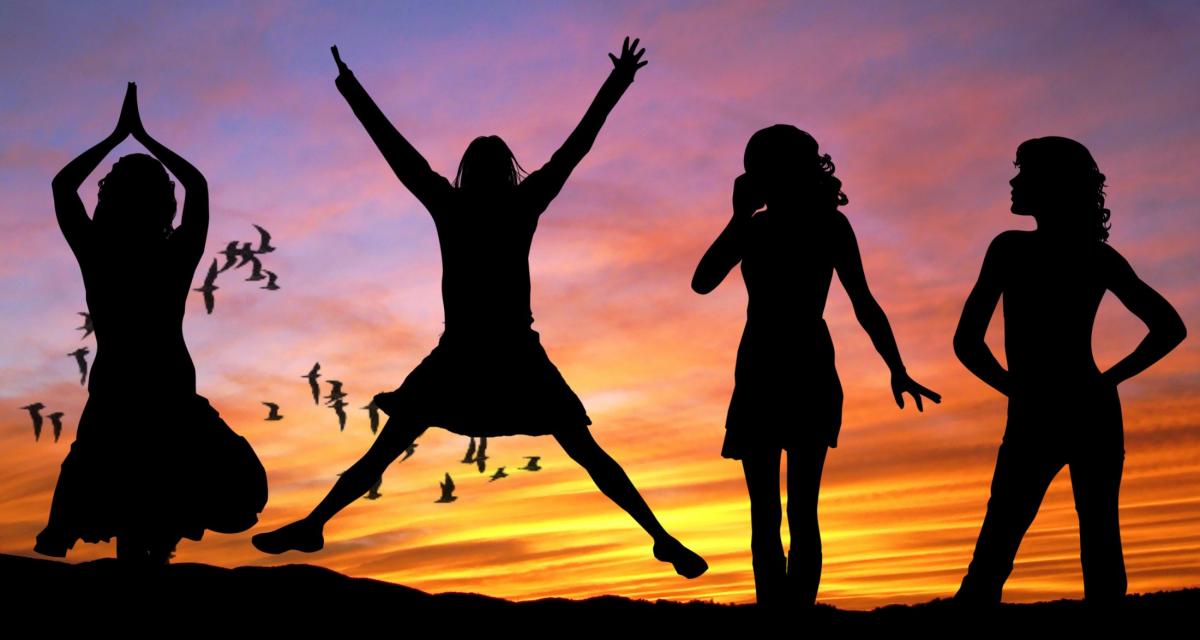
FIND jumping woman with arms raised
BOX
[252,38,707,579]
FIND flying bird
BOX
[475,437,489,473]
[193,258,220,314]
[261,270,280,291]
[460,437,477,464]
[398,443,418,463]
[263,402,283,421]
[489,467,508,482]
[235,242,257,268]
[47,412,65,443]
[20,403,45,441]
[303,362,321,404]
[324,380,347,405]
[435,473,457,503]
[329,398,349,431]
[252,224,276,254]
[217,241,241,273]
[362,401,380,434]
[67,347,89,386]
[243,255,267,281]
[76,312,93,340]
[519,456,542,472]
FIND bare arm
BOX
[835,212,941,409]
[332,46,451,213]
[1100,245,1187,385]
[51,85,139,253]
[519,37,646,215]
[124,84,208,265]
[953,233,1011,396]
[692,174,760,294]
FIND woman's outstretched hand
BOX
[891,371,942,411]
[331,45,350,76]
[115,82,145,139]
[608,36,647,81]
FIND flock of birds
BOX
[16,312,96,443]
[17,225,281,441]
[18,222,545,503]
[287,362,546,503]
[193,224,280,314]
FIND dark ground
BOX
[3,553,1192,633]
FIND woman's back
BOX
[741,208,840,340]
[77,233,199,398]
[992,230,1111,384]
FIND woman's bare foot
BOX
[251,518,325,555]
[653,536,708,579]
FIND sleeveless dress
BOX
[721,208,844,459]
[372,189,592,437]
[36,233,268,553]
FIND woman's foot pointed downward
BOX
[653,536,708,579]
[252,518,325,555]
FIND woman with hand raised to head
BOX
[252,38,708,580]
[35,83,268,565]
[953,137,1186,606]
[692,125,940,608]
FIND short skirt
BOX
[721,320,843,459]
[373,328,592,437]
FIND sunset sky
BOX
[1,1,1197,609]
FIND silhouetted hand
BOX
[115,82,144,138]
[331,45,350,76]
[732,173,764,217]
[891,371,941,411]
[608,36,647,81]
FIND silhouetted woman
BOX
[692,125,940,607]
[34,84,268,564]
[252,38,707,579]
[954,136,1186,605]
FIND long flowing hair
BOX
[454,135,528,190]
[744,124,848,210]
[94,153,177,238]
[1015,136,1111,242]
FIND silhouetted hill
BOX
[4,553,1190,632]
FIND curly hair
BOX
[95,153,177,236]
[1014,136,1111,242]
[744,124,848,210]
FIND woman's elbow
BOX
[691,276,715,295]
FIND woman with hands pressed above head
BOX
[253,38,707,580]
[35,83,267,565]
[693,125,940,608]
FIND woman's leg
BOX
[785,443,828,606]
[553,424,707,578]
[1070,444,1127,604]
[742,448,785,606]
[252,416,427,554]
[956,439,1061,603]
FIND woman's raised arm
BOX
[124,84,209,265]
[519,36,647,215]
[692,174,760,294]
[51,84,138,253]
[332,46,452,213]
